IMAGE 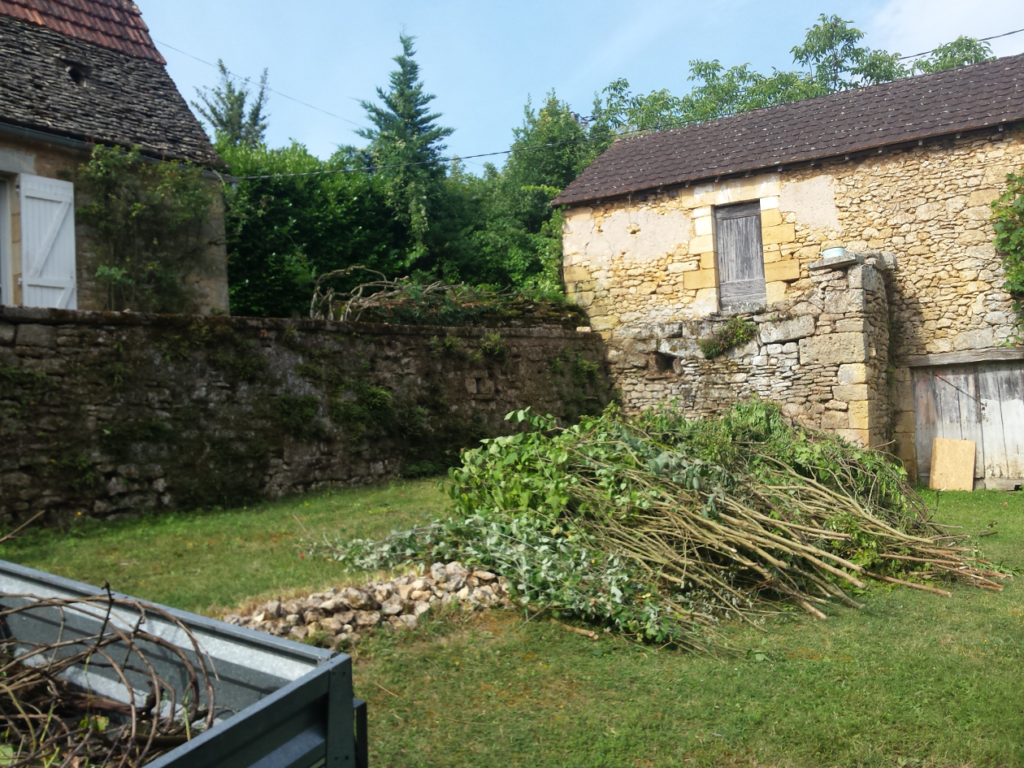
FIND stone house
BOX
[553,54,1024,489]
[0,0,228,313]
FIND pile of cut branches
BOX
[320,402,1007,651]
[309,266,586,328]
[0,592,215,767]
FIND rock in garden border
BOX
[225,562,511,648]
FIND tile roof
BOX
[0,0,163,62]
[552,53,1024,206]
[0,13,222,166]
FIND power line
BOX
[897,26,1024,60]
[234,139,583,180]
[195,24,1024,182]
[154,39,366,129]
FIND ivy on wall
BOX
[991,171,1024,344]
[77,146,216,314]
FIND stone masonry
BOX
[610,252,892,447]
[0,307,612,523]
[562,125,1024,473]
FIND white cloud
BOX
[869,0,1024,60]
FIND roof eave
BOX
[550,118,1020,207]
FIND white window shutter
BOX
[19,174,77,309]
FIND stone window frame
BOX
[683,194,800,313]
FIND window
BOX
[714,202,765,310]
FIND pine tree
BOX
[358,35,454,267]
[192,61,270,149]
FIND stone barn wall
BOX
[0,307,613,523]
[607,252,893,447]
[561,125,1024,475]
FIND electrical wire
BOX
[159,25,1024,182]
[897,26,1024,60]
[154,38,366,128]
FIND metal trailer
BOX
[0,559,367,767]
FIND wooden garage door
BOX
[913,361,1024,485]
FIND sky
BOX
[140,0,1024,171]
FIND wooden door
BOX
[913,361,1024,484]
[715,202,765,310]
[19,174,76,309]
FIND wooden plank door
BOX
[914,361,1023,484]
[715,202,765,310]
[913,365,984,480]
[19,174,76,309]
[977,361,1024,479]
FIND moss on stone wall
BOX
[0,310,613,523]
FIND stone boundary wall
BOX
[607,253,892,447]
[0,307,613,523]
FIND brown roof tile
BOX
[0,13,222,166]
[552,53,1024,206]
[0,0,164,62]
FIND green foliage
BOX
[479,332,509,360]
[222,142,405,318]
[430,334,463,356]
[330,382,395,442]
[5,482,1023,766]
[102,362,133,387]
[468,93,608,290]
[215,19,995,310]
[191,60,269,149]
[912,36,994,74]
[357,34,456,270]
[698,317,758,358]
[277,394,326,441]
[586,17,992,133]
[321,401,940,648]
[790,14,906,91]
[990,170,1024,344]
[77,146,215,313]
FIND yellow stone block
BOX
[764,260,800,282]
[848,401,871,430]
[760,208,783,227]
[765,281,787,304]
[836,428,870,447]
[699,253,716,270]
[694,216,713,236]
[563,266,591,282]
[684,269,717,290]
[761,223,796,245]
[688,234,714,255]
[968,188,1000,206]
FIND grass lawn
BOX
[0,479,447,615]
[3,484,1023,767]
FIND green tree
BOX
[358,34,455,268]
[469,92,605,290]
[192,61,269,149]
[790,14,907,91]
[912,36,994,74]
[221,142,404,317]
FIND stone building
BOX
[553,54,1024,488]
[0,0,228,313]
